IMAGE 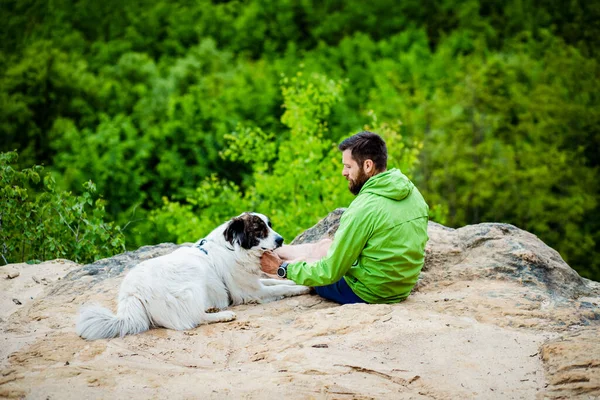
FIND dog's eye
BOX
[267,221,272,228]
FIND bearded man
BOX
[260,131,429,304]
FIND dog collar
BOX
[194,238,235,254]
[195,239,209,255]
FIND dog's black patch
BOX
[224,213,270,249]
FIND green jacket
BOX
[287,168,429,304]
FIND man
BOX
[260,131,429,304]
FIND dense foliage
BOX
[1,0,598,280]
[0,152,125,264]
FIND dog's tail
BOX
[76,296,151,340]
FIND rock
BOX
[420,221,596,299]
[5,271,19,279]
[294,209,600,399]
[540,327,600,399]
[63,243,182,284]
[294,208,598,300]
[291,208,345,243]
[47,243,183,298]
[0,210,598,399]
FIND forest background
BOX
[1,0,598,280]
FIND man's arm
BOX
[260,239,333,276]
[286,211,372,286]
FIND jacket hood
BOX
[359,168,413,201]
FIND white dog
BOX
[77,212,309,340]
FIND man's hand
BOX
[260,251,283,275]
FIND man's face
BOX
[342,149,369,195]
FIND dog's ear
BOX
[224,217,246,247]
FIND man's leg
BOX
[313,278,367,304]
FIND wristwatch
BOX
[277,262,289,278]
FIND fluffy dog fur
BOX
[77,212,309,340]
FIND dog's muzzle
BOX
[275,236,284,248]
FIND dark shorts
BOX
[313,278,367,304]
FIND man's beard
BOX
[348,168,369,195]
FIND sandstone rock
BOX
[291,208,345,244]
[540,327,600,399]
[1,210,598,399]
[62,243,182,285]
[294,208,598,300]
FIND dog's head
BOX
[223,212,283,252]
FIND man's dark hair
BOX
[338,131,387,172]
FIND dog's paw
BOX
[289,285,311,296]
[220,310,237,322]
[298,285,311,294]
[206,310,237,323]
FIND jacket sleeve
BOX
[287,210,372,286]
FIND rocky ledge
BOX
[1,209,598,399]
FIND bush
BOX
[0,151,125,264]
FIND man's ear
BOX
[363,159,375,175]
[224,217,245,246]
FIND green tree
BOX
[1,0,598,280]
[150,72,423,244]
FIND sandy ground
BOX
[0,260,573,399]
[0,260,80,320]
